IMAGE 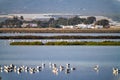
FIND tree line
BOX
[0,16,24,28]
[0,16,110,28]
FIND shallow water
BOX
[0,64,120,80]
[0,40,120,80]
[0,33,120,36]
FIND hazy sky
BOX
[0,0,120,15]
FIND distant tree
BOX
[0,22,3,28]
[68,16,82,25]
[56,17,68,25]
[48,18,55,27]
[83,16,96,24]
[95,19,109,28]
[16,20,23,28]
[55,24,61,28]
[87,16,96,24]
[20,16,24,20]
[40,21,49,28]
[83,20,89,24]
[49,18,54,23]
[37,21,42,27]
[80,18,87,24]
[2,16,23,28]
[13,16,19,21]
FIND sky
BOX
[0,0,120,16]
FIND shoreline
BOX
[0,35,120,39]
[0,28,120,33]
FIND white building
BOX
[29,23,37,27]
[87,24,94,29]
[22,23,29,27]
[22,23,38,28]
[61,25,74,29]
[76,24,87,29]
[75,24,94,29]
[95,25,103,29]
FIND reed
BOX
[10,41,120,46]
[10,41,43,45]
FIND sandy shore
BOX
[0,28,120,33]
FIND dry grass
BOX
[0,28,120,33]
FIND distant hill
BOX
[0,14,113,21]
[0,0,120,16]
[0,13,120,23]
[108,15,120,22]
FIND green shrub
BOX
[10,41,120,46]
[10,41,43,45]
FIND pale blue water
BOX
[0,33,120,36]
[1,33,120,43]
[0,40,120,80]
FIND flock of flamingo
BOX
[0,63,120,76]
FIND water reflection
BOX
[0,77,2,80]
[113,67,120,76]
[93,65,99,73]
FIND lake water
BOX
[0,33,120,36]
[0,39,120,80]
[1,33,120,43]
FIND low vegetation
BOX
[10,41,43,45]
[45,41,120,46]
[10,41,120,46]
